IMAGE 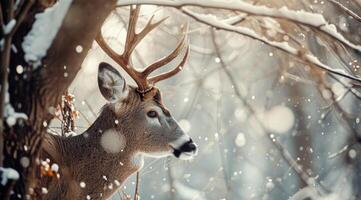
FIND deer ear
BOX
[98,62,129,102]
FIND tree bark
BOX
[1,0,116,199]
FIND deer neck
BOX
[54,106,143,198]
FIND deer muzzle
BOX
[171,138,198,160]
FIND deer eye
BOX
[147,110,158,118]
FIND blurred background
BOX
[51,0,361,199]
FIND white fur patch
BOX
[100,129,126,153]
[142,151,172,158]
[178,151,197,160]
[169,134,190,149]
[146,117,161,127]
[146,106,163,126]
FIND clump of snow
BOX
[4,103,28,126]
[100,129,126,153]
[320,24,361,52]
[51,163,59,172]
[348,149,357,159]
[235,132,246,147]
[80,181,86,188]
[22,0,72,67]
[3,19,16,35]
[265,178,275,190]
[114,179,121,187]
[41,187,48,194]
[16,65,24,74]
[0,167,19,185]
[262,105,295,134]
[75,45,83,53]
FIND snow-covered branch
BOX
[181,8,361,83]
[22,0,73,67]
[117,0,361,53]
[0,167,19,185]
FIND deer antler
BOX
[96,5,189,93]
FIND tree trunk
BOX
[1,0,116,199]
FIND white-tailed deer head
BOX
[97,62,197,160]
[96,5,196,159]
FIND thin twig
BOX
[326,0,361,22]
[133,171,140,200]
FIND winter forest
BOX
[1,0,361,199]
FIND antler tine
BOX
[123,5,140,61]
[96,31,145,87]
[148,44,190,85]
[142,26,188,77]
[123,6,167,63]
[97,6,190,93]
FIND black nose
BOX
[180,140,197,152]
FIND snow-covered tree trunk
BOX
[0,0,116,199]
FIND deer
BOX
[40,5,197,200]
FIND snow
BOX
[41,187,48,194]
[100,129,126,153]
[51,163,59,172]
[235,132,246,147]
[3,19,16,35]
[118,0,361,52]
[320,24,361,52]
[0,167,19,185]
[22,0,72,67]
[348,149,357,159]
[4,95,28,126]
[4,106,28,126]
[182,8,298,55]
[262,17,283,37]
[262,105,295,134]
[186,10,361,82]
[80,181,86,188]
[290,187,340,200]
